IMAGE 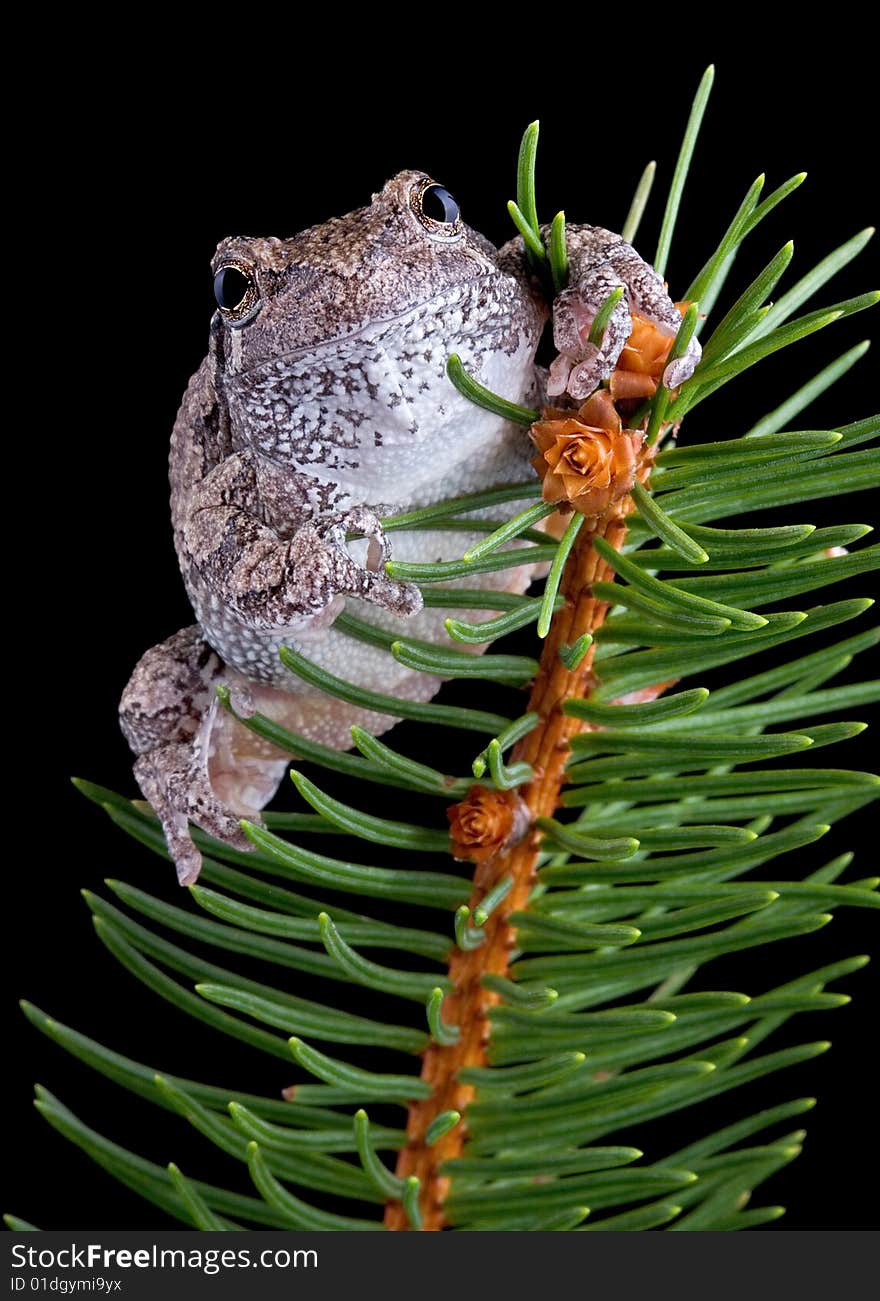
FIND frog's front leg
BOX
[184,452,422,628]
[546,225,702,402]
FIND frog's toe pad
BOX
[547,346,606,402]
[384,579,424,617]
[662,348,700,391]
[133,745,256,885]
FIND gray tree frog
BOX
[119,171,700,883]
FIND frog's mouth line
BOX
[229,271,543,382]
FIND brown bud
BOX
[446,785,530,864]
[530,390,645,520]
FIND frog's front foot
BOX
[295,507,423,619]
[547,274,632,402]
[547,278,701,402]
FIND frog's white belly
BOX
[226,284,537,502]
[200,287,544,750]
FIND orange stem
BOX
[384,508,631,1230]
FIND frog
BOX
[119,171,700,885]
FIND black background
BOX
[7,34,878,1232]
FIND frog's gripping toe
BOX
[133,747,257,886]
[379,577,423,618]
[547,346,601,401]
[663,348,700,391]
[173,813,256,886]
[174,840,203,888]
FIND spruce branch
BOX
[385,506,639,1228]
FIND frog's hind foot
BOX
[120,626,281,885]
[133,744,253,885]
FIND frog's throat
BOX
[224,271,536,382]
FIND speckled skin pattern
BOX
[119,172,697,882]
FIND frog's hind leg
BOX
[119,626,288,885]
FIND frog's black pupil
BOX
[214,266,251,310]
[421,184,459,224]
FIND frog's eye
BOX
[412,181,462,236]
[421,184,460,224]
[213,262,259,323]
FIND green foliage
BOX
[14,70,878,1233]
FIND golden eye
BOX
[212,262,259,323]
[412,180,462,236]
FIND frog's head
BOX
[206,172,546,481]
[208,170,544,379]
